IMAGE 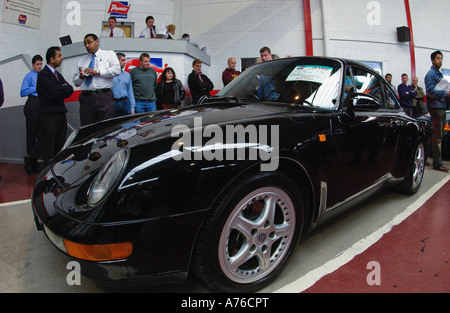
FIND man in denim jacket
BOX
[424,50,450,172]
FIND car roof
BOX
[268,56,378,74]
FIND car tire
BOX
[192,170,304,292]
[396,138,425,194]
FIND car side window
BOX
[383,84,401,110]
[342,67,354,108]
[343,68,354,93]
[352,67,386,105]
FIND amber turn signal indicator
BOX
[64,240,133,261]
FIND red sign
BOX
[18,14,27,24]
[124,59,167,83]
[107,2,130,15]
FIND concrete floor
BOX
[0,161,449,293]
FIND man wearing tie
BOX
[139,16,157,38]
[36,46,74,166]
[101,16,125,37]
[73,33,121,126]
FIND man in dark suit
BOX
[36,46,74,166]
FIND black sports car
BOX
[32,57,426,292]
[416,109,450,159]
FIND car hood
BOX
[47,103,308,188]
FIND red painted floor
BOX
[0,163,38,203]
[303,181,450,293]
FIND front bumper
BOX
[31,190,207,284]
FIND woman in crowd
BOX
[156,67,185,110]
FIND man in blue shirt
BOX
[397,73,416,117]
[112,53,135,116]
[20,54,43,175]
[424,50,450,172]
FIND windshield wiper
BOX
[200,95,241,104]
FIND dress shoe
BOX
[433,165,449,173]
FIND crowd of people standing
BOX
[15,14,237,175]
[390,50,449,172]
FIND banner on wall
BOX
[2,0,42,29]
[107,1,130,19]
[124,57,167,82]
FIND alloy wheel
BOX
[412,142,425,189]
[218,187,296,284]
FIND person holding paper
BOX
[73,33,121,126]
[424,50,450,172]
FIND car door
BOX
[325,66,400,207]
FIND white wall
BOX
[0,0,63,62]
[411,0,450,83]
[174,0,306,87]
[174,0,450,88]
[312,0,450,86]
[0,55,32,108]
[322,0,411,85]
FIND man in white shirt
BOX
[73,33,121,126]
[139,16,156,38]
[101,17,125,38]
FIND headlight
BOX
[87,149,128,207]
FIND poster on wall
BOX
[124,56,167,82]
[107,1,130,19]
[2,0,42,29]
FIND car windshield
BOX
[215,57,343,109]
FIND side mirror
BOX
[347,93,381,111]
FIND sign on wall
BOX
[107,1,130,19]
[124,57,167,82]
[2,0,42,29]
